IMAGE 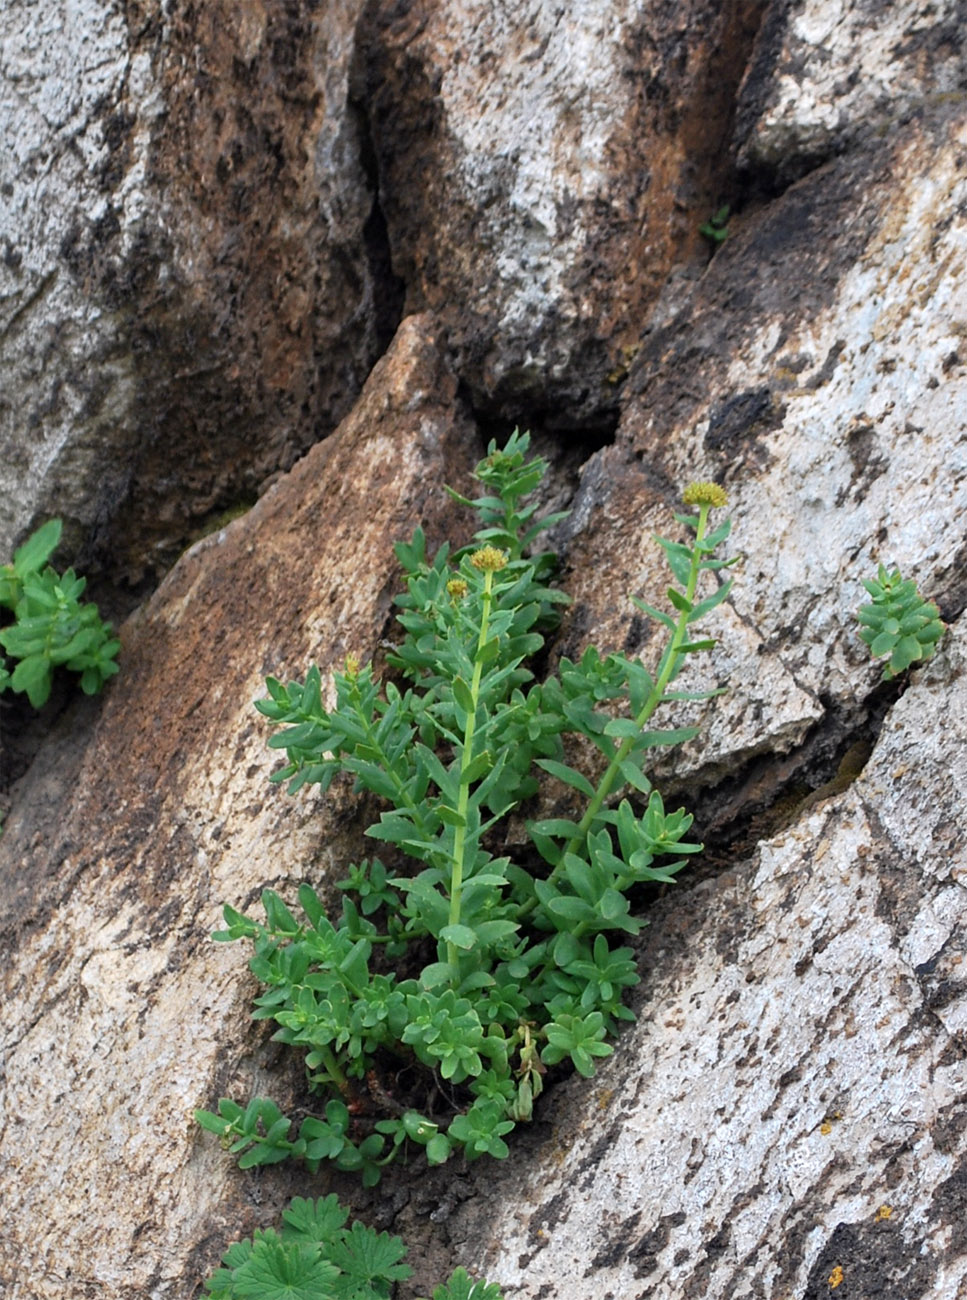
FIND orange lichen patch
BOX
[829,1265,844,1288]
[875,1205,893,1221]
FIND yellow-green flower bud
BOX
[447,578,469,600]
[343,653,360,678]
[470,546,509,572]
[683,481,728,508]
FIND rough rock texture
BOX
[355,0,766,428]
[0,0,387,582]
[4,2,967,1299]
[556,99,967,817]
[450,626,967,1299]
[735,0,967,185]
[0,316,475,1297]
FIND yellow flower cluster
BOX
[447,578,469,600]
[682,481,728,508]
[470,546,509,572]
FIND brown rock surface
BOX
[3,5,967,1300]
[0,316,473,1297]
[1,0,390,583]
[734,0,967,186]
[354,0,767,427]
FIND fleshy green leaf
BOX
[12,518,62,576]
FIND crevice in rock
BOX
[638,0,774,269]
[472,402,618,460]
[351,99,406,358]
[684,678,906,877]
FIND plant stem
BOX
[349,686,433,839]
[316,1044,349,1092]
[563,503,711,858]
[446,568,495,970]
[562,504,712,862]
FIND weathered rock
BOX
[0,0,390,583]
[3,8,967,1300]
[354,0,767,428]
[734,0,967,185]
[0,316,474,1298]
[450,622,967,1299]
[554,99,967,820]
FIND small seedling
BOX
[857,563,944,679]
[0,519,119,707]
[699,204,731,245]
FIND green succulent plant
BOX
[0,519,119,707]
[197,435,736,1185]
[857,563,944,679]
[196,434,738,1299]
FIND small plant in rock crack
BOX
[200,1192,503,1300]
[699,204,730,246]
[196,434,736,1187]
[857,563,944,679]
[0,519,119,707]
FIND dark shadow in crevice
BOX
[683,677,906,881]
[452,382,618,535]
[351,99,406,358]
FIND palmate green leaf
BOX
[281,1196,348,1244]
[421,1267,506,1300]
[221,1231,339,1300]
[327,1220,411,1292]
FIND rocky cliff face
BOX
[0,0,387,583]
[2,2,966,1298]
